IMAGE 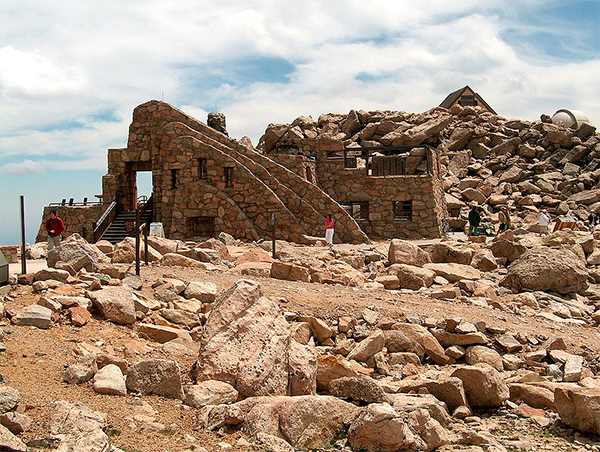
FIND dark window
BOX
[342,201,369,220]
[188,216,215,238]
[171,169,178,189]
[459,95,477,106]
[224,167,235,187]
[198,159,207,179]
[393,201,412,220]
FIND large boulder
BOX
[47,239,100,274]
[388,240,430,267]
[388,264,436,289]
[192,280,312,398]
[430,242,473,265]
[203,395,359,450]
[502,247,589,294]
[451,364,509,408]
[554,387,600,435]
[348,404,415,452]
[87,286,136,324]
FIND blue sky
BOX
[1,0,599,245]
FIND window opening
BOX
[341,201,369,220]
[393,201,413,220]
[171,169,178,189]
[224,167,235,187]
[459,95,477,106]
[198,159,207,179]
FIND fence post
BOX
[135,208,140,276]
[20,195,26,275]
[271,213,276,259]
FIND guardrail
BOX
[92,201,118,242]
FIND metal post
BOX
[144,223,149,265]
[135,207,140,276]
[20,195,26,274]
[271,213,276,259]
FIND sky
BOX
[1,0,599,246]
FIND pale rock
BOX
[509,384,555,410]
[554,387,600,435]
[161,253,207,268]
[316,354,361,392]
[392,323,451,365]
[193,280,294,398]
[136,323,193,343]
[0,412,32,434]
[0,386,19,414]
[465,346,504,371]
[388,240,430,267]
[347,403,422,452]
[502,247,589,294]
[93,364,127,396]
[64,354,98,385]
[184,281,218,303]
[329,375,391,403]
[424,263,482,282]
[184,381,239,408]
[0,424,26,452]
[87,286,136,324]
[347,330,385,362]
[126,359,183,399]
[15,304,52,329]
[451,364,510,408]
[49,401,106,434]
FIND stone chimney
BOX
[207,112,228,136]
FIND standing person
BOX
[498,207,511,233]
[468,205,481,236]
[46,209,65,251]
[325,213,335,247]
[588,211,598,228]
[539,210,550,235]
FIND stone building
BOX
[439,86,497,115]
[38,100,448,244]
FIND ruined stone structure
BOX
[38,100,448,244]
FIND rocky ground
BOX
[0,231,599,451]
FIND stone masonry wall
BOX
[110,101,368,243]
[35,205,104,243]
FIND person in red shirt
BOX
[45,209,65,251]
[325,213,335,247]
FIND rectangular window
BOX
[459,95,477,106]
[393,201,412,220]
[171,169,178,189]
[341,201,369,220]
[198,158,207,179]
[224,167,235,187]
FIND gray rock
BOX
[126,359,183,399]
[15,305,52,329]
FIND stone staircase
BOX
[99,210,152,244]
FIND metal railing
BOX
[92,201,118,242]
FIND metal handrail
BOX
[93,201,118,242]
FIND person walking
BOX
[46,209,65,251]
[498,207,511,233]
[325,213,335,247]
[539,210,550,235]
[468,205,481,236]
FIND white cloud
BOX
[0,46,87,95]
[0,159,45,175]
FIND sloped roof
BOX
[439,85,497,115]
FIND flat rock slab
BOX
[15,305,52,329]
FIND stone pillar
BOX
[207,113,228,136]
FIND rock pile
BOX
[259,104,599,232]
[1,229,599,450]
